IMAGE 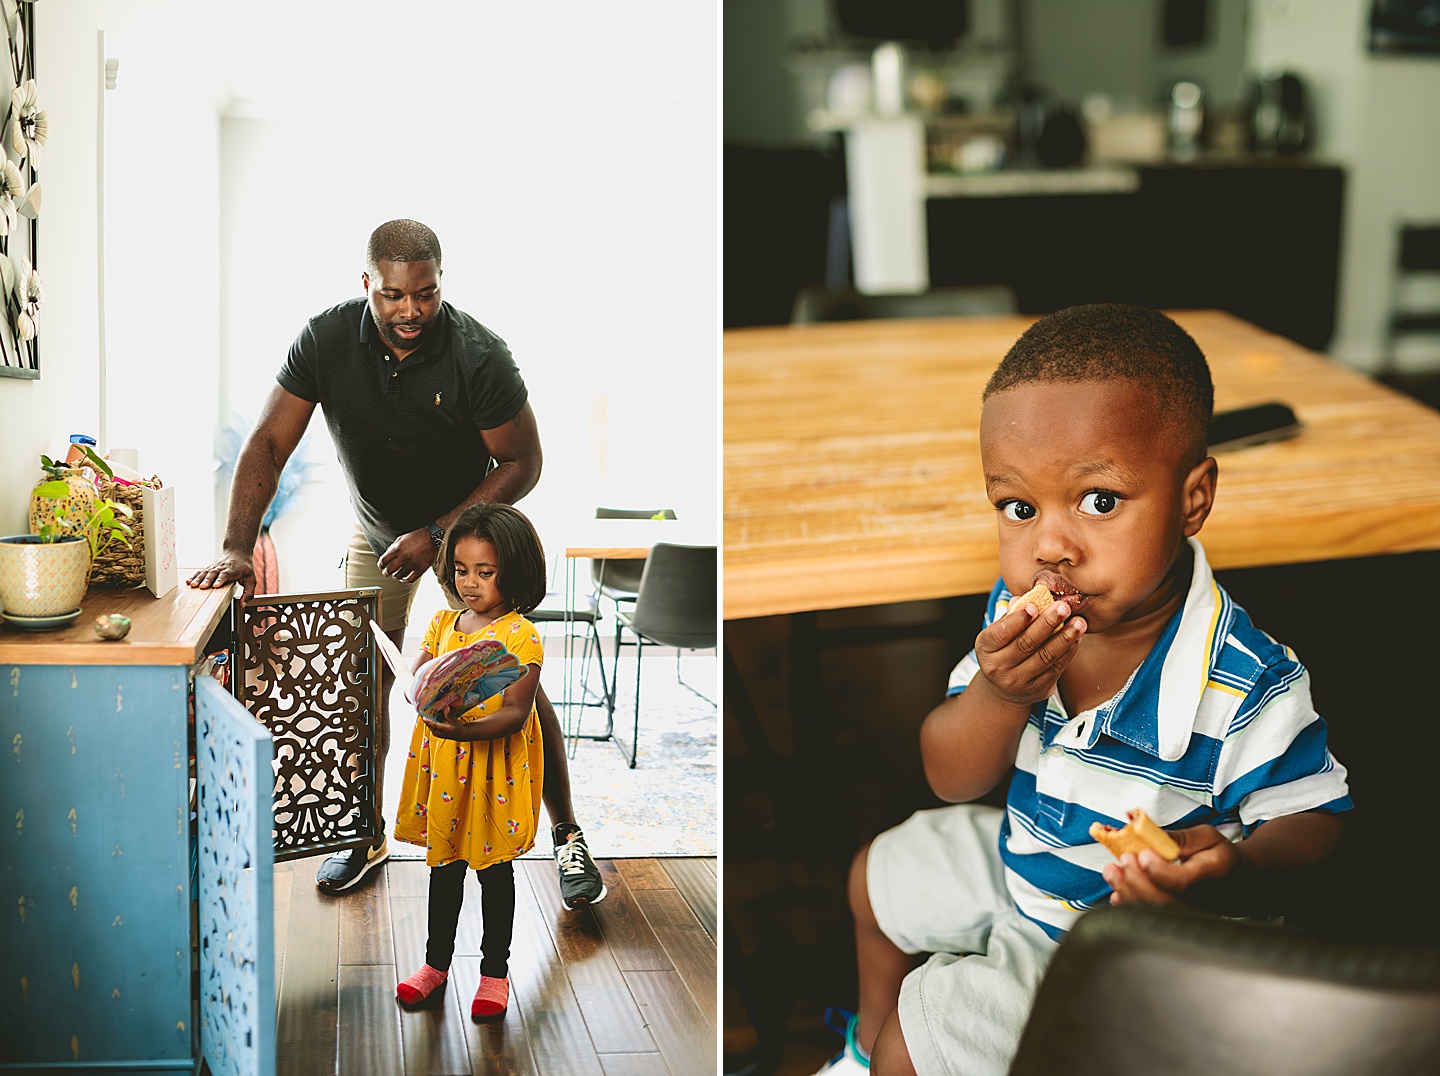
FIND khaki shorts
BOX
[342,524,460,634]
[868,804,1058,1076]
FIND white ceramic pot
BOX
[0,535,91,618]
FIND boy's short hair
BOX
[983,304,1214,462]
[438,503,547,615]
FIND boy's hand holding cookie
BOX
[1100,821,1241,907]
[1090,808,1180,860]
[973,583,1087,708]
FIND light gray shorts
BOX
[868,804,1058,1076]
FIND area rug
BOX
[383,649,717,860]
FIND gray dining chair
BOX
[1380,222,1440,377]
[591,506,678,615]
[527,586,609,718]
[790,283,1017,324]
[607,542,717,768]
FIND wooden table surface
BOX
[564,517,715,560]
[0,575,234,665]
[724,310,1440,620]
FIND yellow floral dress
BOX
[392,609,545,870]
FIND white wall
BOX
[0,2,223,561]
[0,3,107,535]
[1021,0,1252,110]
[211,4,719,595]
[1,3,719,598]
[101,6,223,568]
[1249,0,1440,371]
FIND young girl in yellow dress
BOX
[392,503,548,1020]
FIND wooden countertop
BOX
[724,310,1440,620]
[0,575,235,665]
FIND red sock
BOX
[471,975,509,1019]
[396,964,448,1006]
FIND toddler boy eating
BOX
[816,304,1352,1076]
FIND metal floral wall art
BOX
[0,0,41,380]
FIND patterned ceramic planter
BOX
[0,535,91,618]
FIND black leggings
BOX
[425,859,515,979]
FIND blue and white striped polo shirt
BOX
[946,538,1353,941]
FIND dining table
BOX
[556,515,715,749]
[723,309,1440,621]
[724,310,1440,1061]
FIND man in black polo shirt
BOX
[187,219,604,909]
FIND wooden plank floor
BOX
[271,855,717,1076]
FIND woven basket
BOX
[88,476,159,587]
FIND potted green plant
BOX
[0,452,133,628]
[29,448,135,562]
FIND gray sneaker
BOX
[315,837,389,893]
[553,823,606,909]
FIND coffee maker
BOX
[1249,71,1309,155]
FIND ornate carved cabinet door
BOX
[196,675,275,1076]
[235,589,382,861]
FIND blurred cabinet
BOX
[927,160,1345,350]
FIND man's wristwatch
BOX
[426,522,446,547]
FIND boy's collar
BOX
[1102,537,1224,761]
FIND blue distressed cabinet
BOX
[1,585,273,1075]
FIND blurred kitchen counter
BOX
[924,154,1340,198]
[925,166,1140,197]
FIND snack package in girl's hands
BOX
[370,620,526,717]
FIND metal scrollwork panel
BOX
[238,589,380,861]
[196,675,275,1076]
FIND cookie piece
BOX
[1010,582,1067,635]
[1089,809,1181,861]
[1011,582,1055,615]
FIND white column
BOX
[844,116,929,294]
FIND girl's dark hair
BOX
[437,503,547,615]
